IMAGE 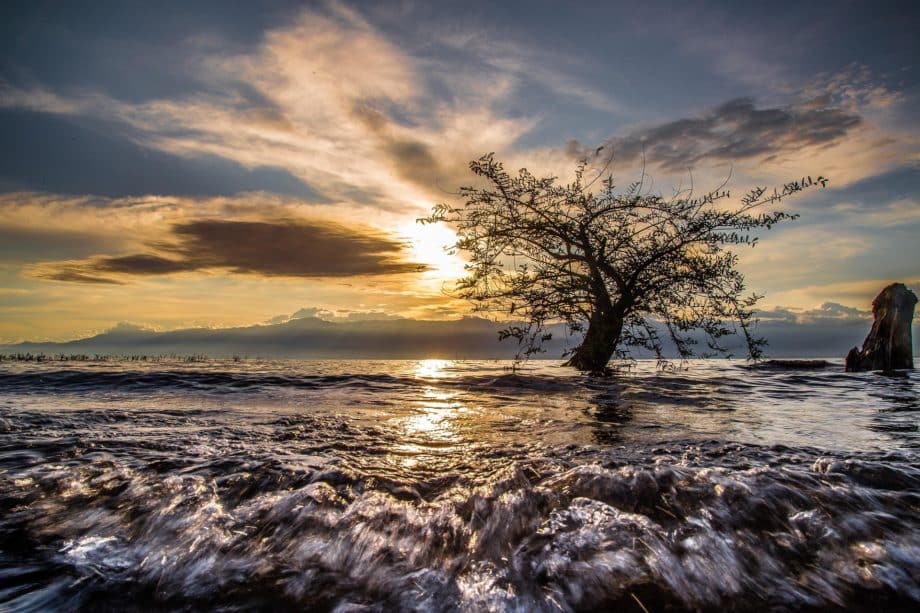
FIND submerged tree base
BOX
[563,315,622,375]
[563,358,614,377]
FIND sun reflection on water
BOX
[414,359,451,379]
[389,362,471,467]
[402,389,466,440]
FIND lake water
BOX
[0,358,917,611]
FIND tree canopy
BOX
[422,153,827,374]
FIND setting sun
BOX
[399,221,467,287]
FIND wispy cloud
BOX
[1,6,910,207]
[431,31,627,114]
[759,279,920,313]
[567,96,862,171]
[758,302,871,324]
[0,5,535,212]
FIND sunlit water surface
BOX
[0,359,917,611]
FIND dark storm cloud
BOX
[568,97,862,171]
[0,110,320,199]
[34,219,427,283]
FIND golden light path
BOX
[414,358,452,379]
[390,360,469,467]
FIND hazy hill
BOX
[1,309,898,360]
[0,317,572,359]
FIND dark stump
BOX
[845,282,917,372]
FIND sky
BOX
[0,0,918,346]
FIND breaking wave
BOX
[0,359,917,611]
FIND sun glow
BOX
[399,222,466,286]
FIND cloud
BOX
[37,267,126,285]
[273,306,407,324]
[758,302,870,325]
[341,310,405,322]
[0,189,466,343]
[33,254,192,285]
[350,104,445,192]
[800,163,920,221]
[109,322,157,334]
[0,5,534,211]
[1,4,913,210]
[761,279,920,315]
[290,307,335,321]
[567,97,862,171]
[1,2,916,347]
[93,254,194,275]
[0,225,122,262]
[431,30,626,114]
[811,302,870,320]
[167,219,425,276]
[32,218,427,283]
[0,109,320,198]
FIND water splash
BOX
[0,359,917,610]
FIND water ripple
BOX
[0,359,917,611]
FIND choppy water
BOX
[0,358,917,611]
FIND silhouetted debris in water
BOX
[845,283,917,372]
[760,359,831,369]
[0,352,215,363]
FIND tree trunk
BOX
[564,312,623,374]
[845,282,917,372]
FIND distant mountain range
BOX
[0,317,574,359]
[1,308,899,360]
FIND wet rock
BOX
[845,283,917,372]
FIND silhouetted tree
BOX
[422,153,827,374]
